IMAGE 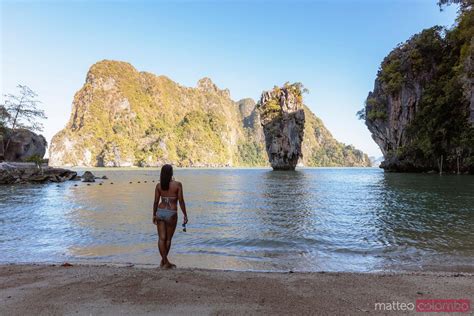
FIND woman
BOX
[153,164,188,269]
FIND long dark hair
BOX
[160,164,173,191]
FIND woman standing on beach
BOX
[153,164,188,269]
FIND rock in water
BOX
[257,83,306,170]
[81,171,96,182]
[0,162,77,184]
[2,129,47,162]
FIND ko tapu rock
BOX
[257,83,306,170]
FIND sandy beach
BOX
[0,264,472,315]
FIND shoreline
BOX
[67,166,377,170]
[1,260,474,274]
[1,263,472,315]
[55,166,474,175]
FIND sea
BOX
[1,168,473,272]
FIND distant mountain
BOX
[49,60,371,167]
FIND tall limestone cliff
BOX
[361,5,473,173]
[258,83,306,170]
[50,60,370,168]
[50,61,246,167]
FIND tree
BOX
[25,154,45,173]
[438,0,472,11]
[0,105,9,130]
[1,85,47,152]
[0,105,8,161]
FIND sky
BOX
[1,0,459,158]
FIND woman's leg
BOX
[164,215,178,267]
[157,220,168,266]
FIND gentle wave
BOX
[0,168,473,272]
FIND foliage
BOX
[174,111,228,165]
[366,97,388,121]
[377,27,445,96]
[304,106,371,167]
[402,8,473,169]
[1,85,47,132]
[25,154,45,168]
[358,96,388,122]
[258,82,309,121]
[0,105,9,137]
[362,4,474,172]
[260,98,281,120]
[237,140,267,166]
[379,59,404,94]
[438,0,472,11]
[283,81,309,104]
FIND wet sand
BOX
[0,264,472,315]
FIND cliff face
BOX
[362,7,474,173]
[50,61,245,167]
[50,60,370,168]
[235,98,268,166]
[257,84,306,170]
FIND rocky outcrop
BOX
[0,162,77,184]
[364,77,417,159]
[362,8,474,173]
[257,84,305,170]
[49,60,370,168]
[81,171,95,182]
[2,129,47,162]
[197,77,231,99]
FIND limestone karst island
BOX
[47,60,370,169]
[360,5,474,174]
[1,0,473,315]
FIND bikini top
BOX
[161,196,178,207]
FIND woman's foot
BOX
[160,260,165,268]
[162,262,176,269]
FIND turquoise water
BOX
[0,168,473,272]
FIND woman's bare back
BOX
[157,180,180,210]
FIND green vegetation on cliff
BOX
[257,82,308,122]
[50,60,370,167]
[361,1,473,173]
[304,106,369,167]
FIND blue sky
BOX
[1,0,459,157]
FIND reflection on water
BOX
[0,168,473,272]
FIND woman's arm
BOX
[178,182,188,224]
[152,184,161,225]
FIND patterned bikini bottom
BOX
[156,208,177,222]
